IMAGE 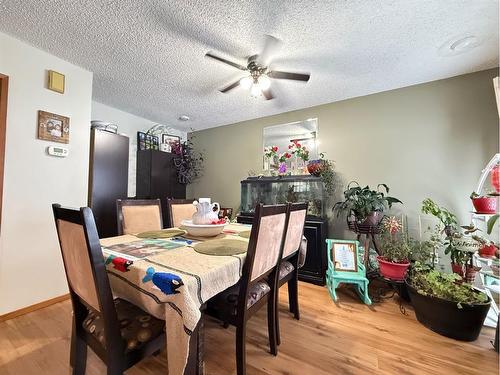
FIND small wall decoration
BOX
[37,110,70,144]
[137,131,159,151]
[162,134,181,153]
[332,241,358,272]
[47,70,65,94]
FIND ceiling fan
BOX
[205,35,310,100]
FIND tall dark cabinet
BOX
[136,150,186,226]
[88,129,129,238]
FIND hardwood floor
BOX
[0,282,497,374]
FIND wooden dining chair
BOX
[206,203,289,375]
[52,204,166,375]
[275,202,308,345]
[166,198,196,227]
[116,199,163,235]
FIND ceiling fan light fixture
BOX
[240,76,253,89]
[250,83,262,98]
[257,74,271,90]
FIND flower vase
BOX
[291,155,298,175]
[263,156,270,171]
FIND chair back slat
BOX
[167,198,196,228]
[117,199,163,235]
[56,218,101,311]
[248,205,288,281]
[282,203,307,259]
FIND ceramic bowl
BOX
[180,220,226,237]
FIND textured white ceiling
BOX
[0,0,498,130]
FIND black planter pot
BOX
[406,282,490,341]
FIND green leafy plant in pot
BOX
[333,182,402,226]
[406,264,490,341]
[377,217,411,281]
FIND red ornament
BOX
[491,164,500,192]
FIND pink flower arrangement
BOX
[264,145,279,158]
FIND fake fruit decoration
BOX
[210,218,227,225]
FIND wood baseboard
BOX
[0,294,70,322]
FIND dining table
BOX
[100,222,252,375]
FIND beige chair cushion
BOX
[279,260,295,280]
[57,219,100,311]
[171,203,197,228]
[283,209,307,258]
[251,213,286,281]
[83,298,164,352]
[122,205,162,235]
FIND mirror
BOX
[263,118,319,168]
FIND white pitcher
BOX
[192,200,220,224]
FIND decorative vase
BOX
[465,265,480,283]
[472,196,497,214]
[263,156,271,171]
[307,159,323,176]
[377,256,410,281]
[451,262,465,277]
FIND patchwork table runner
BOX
[100,223,251,375]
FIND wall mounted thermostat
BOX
[47,145,69,157]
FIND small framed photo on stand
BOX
[162,134,180,153]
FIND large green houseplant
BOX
[334,182,402,225]
[406,264,490,341]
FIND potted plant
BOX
[307,153,335,194]
[421,198,458,236]
[334,182,402,226]
[406,264,490,341]
[470,192,498,214]
[473,234,499,258]
[377,217,412,280]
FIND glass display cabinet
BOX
[238,175,328,285]
[240,175,325,217]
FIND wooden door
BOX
[0,74,8,228]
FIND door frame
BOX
[0,74,9,228]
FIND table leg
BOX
[185,311,205,375]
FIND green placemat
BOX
[136,228,187,239]
[238,230,251,239]
[193,238,248,256]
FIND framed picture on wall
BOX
[37,110,70,144]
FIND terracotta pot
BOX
[451,262,465,277]
[361,211,384,226]
[479,244,497,258]
[377,256,410,281]
[471,196,497,214]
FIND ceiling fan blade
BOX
[262,89,274,100]
[257,35,283,66]
[205,52,247,71]
[219,79,241,93]
[268,71,310,82]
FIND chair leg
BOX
[267,296,278,355]
[70,328,87,375]
[236,324,247,375]
[287,276,300,320]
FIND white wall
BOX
[91,101,186,197]
[0,32,93,314]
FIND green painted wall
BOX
[188,69,499,240]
